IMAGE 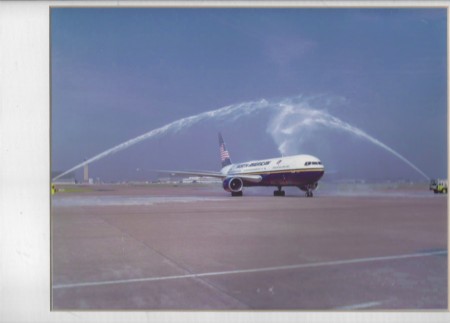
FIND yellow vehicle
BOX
[430,179,447,194]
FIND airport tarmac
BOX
[51,183,447,310]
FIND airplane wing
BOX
[158,170,263,183]
[157,170,226,179]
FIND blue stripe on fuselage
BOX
[241,170,324,187]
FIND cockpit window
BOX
[305,161,322,166]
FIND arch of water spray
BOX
[52,96,429,181]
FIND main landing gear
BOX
[274,186,285,196]
[231,191,243,197]
[304,184,314,198]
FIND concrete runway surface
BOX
[51,183,447,310]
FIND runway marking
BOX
[335,300,384,310]
[53,250,447,290]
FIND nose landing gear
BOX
[274,186,285,196]
[299,183,317,198]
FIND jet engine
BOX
[222,177,244,193]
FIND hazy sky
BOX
[51,8,447,182]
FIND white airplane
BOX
[164,133,325,197]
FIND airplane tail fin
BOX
[218,132,232,168]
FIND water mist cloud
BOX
[266,97,430,180]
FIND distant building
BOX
[84,163,89,183]
[157,177,176,184]
[181,176,221,184]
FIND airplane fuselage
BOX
[221,154,324,188]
